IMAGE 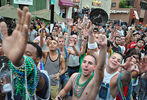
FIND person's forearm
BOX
[14,57,24,67]
[121,70,131,86]
[40,35,43,47]
[37,71,45,91]
[57,89,67,98]
[72,46,80,56]
[80,45,86,55]
[60,67,65,75]
[88,32,95,43]
[97,47,106,70]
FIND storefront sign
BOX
[14,0,33,5]
[110,10,129,14]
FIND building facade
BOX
[110,0,147,25]
[53,0,74,19]
[78,0,112,17]
[1,0,48,12]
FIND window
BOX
[140,1,147,10]
[112,2,116,7]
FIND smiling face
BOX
[108,53,122,70]
[81,55,96,77]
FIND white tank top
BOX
[96,68,119,100]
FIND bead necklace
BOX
[117,72,132,100]
[73,72,94,97]
[9,56,39,100]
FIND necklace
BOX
[73,72,94,97]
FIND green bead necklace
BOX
[73,72,94,97]
[9,56,39,100]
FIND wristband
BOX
[88,42,98,49]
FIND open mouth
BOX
[83,69,89,72]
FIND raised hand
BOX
[0,7,31,66]
[97,34,107,48]
[138,56,147,74]
[120,56,136,72]
[69,38,75,47]
[41,22,45,29]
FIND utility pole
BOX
[50,0,55,34]
[134,0,141,24]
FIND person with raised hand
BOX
[55,33,107,100]
[0,7,50,100]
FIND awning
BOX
[32,9,66,22]
[59,0,74,7]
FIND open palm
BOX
[0,7,31,65]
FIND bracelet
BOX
[11,56,26,70]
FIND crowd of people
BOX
[0,7,147,100]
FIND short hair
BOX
[125,48,141,62]
[27,42,42,58]
[114,36,121,40]
[93,28,98,32]
[111,52,123,61]
[84,54,97,65]
[50,36,58,43]
[137,38,145,45]
[58,36,64,40]
[107,40,113,47]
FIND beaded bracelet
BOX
[10,59,25,70]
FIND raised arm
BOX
[67,38,80,56]
[93,34,107,84]
[0,7,31,66]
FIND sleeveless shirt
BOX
[96,68,119,100]
[44,52,60,86]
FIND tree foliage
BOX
[119,0,133,8]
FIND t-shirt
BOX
[128,42,136,49]
[28,29,38,42]
[112,45,121,53]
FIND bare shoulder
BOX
[60,55,65,62]
[42,51,48,58]
[70,73,79,80]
